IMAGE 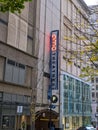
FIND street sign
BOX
[49,104,56,109]
[17,106,23,113]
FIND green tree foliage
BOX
[63,18,98,80]
[0,0,32,13]
[79,40,98,79]
[63,36,98,80]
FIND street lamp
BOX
[48,95,58,130]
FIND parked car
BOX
[77,126,88,130]
[77,125,95,130]
[86,124,95,130]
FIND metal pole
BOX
[49,107,52,130]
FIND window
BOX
[0,92,3,101]
[4,59,25,85]
[2,116,15,129]
[2,92,31,104]
[76,80,80,93]
[65,117,69,128]
[63,102,68,114]
[69,102,74,113]
[72,117,79,128]
[96,92,98,98]
[96,85,98,90]
[64,91,68,98]
[96,106,98,113]
[96,77,98,83]
[92,92,95,98]
[63,75,69,89]
[2,116,10,128]
[68,0,72,20]
[91,78,94,83]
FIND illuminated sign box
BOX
[50,30,59,90]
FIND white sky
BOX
[84,0,98,5]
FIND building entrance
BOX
[35,109,59,130]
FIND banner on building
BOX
[50,30,59,90]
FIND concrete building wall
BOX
[0,0,92,130]
[36,0,61,112]
[89,5,98,127]
[0,1,38,130]
[60,0,90,78]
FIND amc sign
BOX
[50,30,59,90]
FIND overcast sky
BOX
[84,0,98,5]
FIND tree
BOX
[0,0,32,13]
[63,32,98,80]
[62,7,98,81]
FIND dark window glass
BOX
[43,72,50,78]
[0,18,8,25]
[96,85,98,90]
[0,92,3,101]
[19,64,25,69]
[96,106,98,112]
[92,92,95,98]
[96,92,98,98]
[96,77,98,83]
[7,59,15,66]
[2,116,15,128]
[2,116,10,128]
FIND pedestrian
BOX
[51,123,55,130]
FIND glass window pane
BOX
[2,116,10,128]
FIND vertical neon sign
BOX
[50,30,59,90]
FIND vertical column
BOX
[0,103,2,129]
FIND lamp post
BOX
[48,95,58,130]
[49,106,52,130]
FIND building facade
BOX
[0,0,92,130]
[35,0,92,130]
[0,1,38,130]
[89,5,98,127]
[60,71,91,130]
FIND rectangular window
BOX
[92,92,95,98]
[91,78,94,83]
[65,117,69,128]
[63,102,68,114]
[96,92,98,98]
[96,106,98,113]
[4,59,25,85]
[2,116,10,128]
[2,116,15,129]
[96,85,98,90]
[18,64,25,85]
[68,0,72,20]
[76,80,80,93]
[96,77,98,83]
[0,92,3,101]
